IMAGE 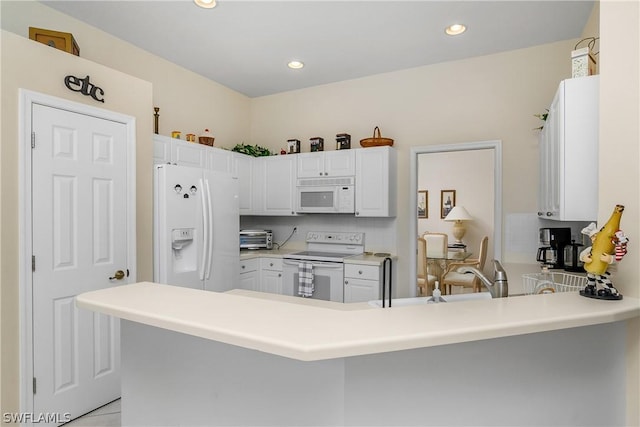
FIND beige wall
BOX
[0,29,153,417]
[599,1,639,425]
[1,0,251,147]
[250,40,576,288]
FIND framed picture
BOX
[441,190,456,218]
[417,190,428,218]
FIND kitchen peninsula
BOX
[77,283,639,426]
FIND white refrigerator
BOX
[154,164,239,291]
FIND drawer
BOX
[239,258,259,273]
[260,257,283,271]
[344,264,379,281]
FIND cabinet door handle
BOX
[241,265,246,269]
[324,172,328,176]
[270,262,274,267]
[344,280,349,285]
[359,270,363,275]
[278,273,282,277]
[546,212,553,216]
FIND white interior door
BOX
[31,103,129,422]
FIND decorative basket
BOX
[522,272,586,295]
[198,129,215,146]
[198,136,214,146]
[360,126,394,147]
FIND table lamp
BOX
[444,206,473,245]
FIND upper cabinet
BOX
[153,135,397,218]
[538,76,599,221]
[355,146,397,217]
[253,155,298,216]
[297,150,355,178]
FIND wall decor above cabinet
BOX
[538,76,598,221]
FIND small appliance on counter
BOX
[563,240,584,272]
[536,227,571,269]
[240,229,273,250]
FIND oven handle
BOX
[283,259,344,269]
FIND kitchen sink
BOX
[368,292,492,308]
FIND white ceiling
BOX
[41,1,595,98]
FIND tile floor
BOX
[64,399,120,427]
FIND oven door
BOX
[282,259,344,302]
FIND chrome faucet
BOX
[458,260,509,298]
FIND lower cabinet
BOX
[344,263,381,303]
[239,258,259,291]
[259,258,283,294]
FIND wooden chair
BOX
[417,237,437,296]
[442,236,489,294]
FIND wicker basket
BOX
[360,126,394,147]
[522,272,587,295]
[198,136,215,146]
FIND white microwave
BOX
[296,177,355,213]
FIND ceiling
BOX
[41,1,595,98]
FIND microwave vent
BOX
[297,177,354,186]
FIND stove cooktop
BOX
[284,250,354,262]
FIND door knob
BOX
[109,270,125,280]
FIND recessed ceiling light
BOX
[194,0,216,9]
[445,24,466,36]
[287,60,304,69]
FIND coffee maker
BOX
[537,227,571,269]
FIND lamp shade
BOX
[444,206,473,222]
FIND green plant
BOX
[533,109,549,131]
[231,143,272,157]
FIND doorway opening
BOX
[409,141,502,297]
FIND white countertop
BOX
[76,282,640,362]
[240,249,396,266]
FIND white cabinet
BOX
[355,146,397,217]
[259,258,283,294]
[170,138,207,168]
[259,156,297,216]
[153,134,171,164]
[538,76,599,221]
[343,263,381,303]
[239,258,259,291]
[234,153,254,214]
[206,147,236,176]
[297,150,355,178]
[153,134,240,175]
[153,134,206,167]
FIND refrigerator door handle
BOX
[199,178,208,281]
[204,178,214,280]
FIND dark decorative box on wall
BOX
[29,27,80,56]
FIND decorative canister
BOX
[287,139,300,154]
[336,133,351,150]
[310,137,324,152]
[186,133,196,142]
[171,131,181,139]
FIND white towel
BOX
[298,262,314,297]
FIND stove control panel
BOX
[306,231,364,244]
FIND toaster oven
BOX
[239,230,273,250]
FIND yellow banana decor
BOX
[580,204,626,300]
[584,205,624,275]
